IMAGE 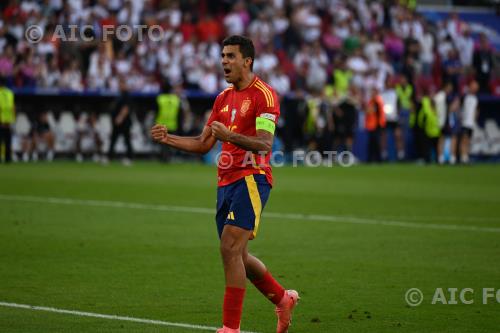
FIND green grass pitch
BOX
[0,162,499,332]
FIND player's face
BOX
[221,45,249,84]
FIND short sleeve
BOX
[206,94,221,126]
[255,86,280,125]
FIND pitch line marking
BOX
[0,301,259,333]
[0,194,499,233]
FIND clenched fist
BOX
[211,121,232,142]
[151,124,168,144]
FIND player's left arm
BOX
[211,88,279,153]
[211,121,273,153]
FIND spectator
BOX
[455,28,474,68]
[381,78,404,160]
[365,87,386,162]
[75,111,103,163]
[60,59,83,91]
[0,45,15,85]
[268,64,290,96]
[0,76,15,163]
[435,81,461,165]
[442,49,462,92]
[106,81,133,165]
[224,1,248,37]
[417,89,441,163]
[418,23,434,76]
[155,82,182,162]
[473,33,494,93]
[26,111,55,162]
[332,86,360,153]
[38,54,61,88]
[460,80,479,164]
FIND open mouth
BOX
[223,68,231,75]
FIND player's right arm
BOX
[151,124,216,154]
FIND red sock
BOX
[251,271,285,305]
[223,286,246,329]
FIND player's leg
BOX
[43,131,55,161]
[5,127,12,163]
[450,134,457,164]
[239,175,299,333]
[394,125,404,160]
[242,248,266,281]
[123,126,133,160]
[220,225,251,287]
[243,247,299,333]
[460,129,471,163]
[243,247,286,302]
[107,126,119,160]
[219,224,251,331]
[0,126,5,162]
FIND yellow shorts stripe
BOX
[245,175,262,239]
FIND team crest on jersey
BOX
[240,99,251,117]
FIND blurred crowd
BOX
[0,0,498,164]
[0,0,498,95]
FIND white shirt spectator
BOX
[462,94,478,129]
[88,51,111,84]
[293,45,311,70]
[60,68,83,91]
[455,34,474,67]
[39,63,61,89]
[115,56,132,76]
[269,70,291,96]
[200,67,218,94]
[397,19,411,39]
[347,55,369,74]
[224,12,245,36]
[127,68,146,91]
[434,90,447,128]
[364,40,384,64]
[36,41,56,58]
[301,11,322,42]
[334,23,350,40]
[374,60,394,91]
[255,51,279,74]
[381,89,398,122]
[272,10,289,35]
[438,38,454,61]
[108,0,122,12]
[198,41,221,65]
[248,15,273,45]
[49,0,63,11]
[21,1,41,14]
[410,19,424,40]
[419,32,434,64]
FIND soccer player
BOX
[151,35,299,333]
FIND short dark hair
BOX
[222,35,255,71]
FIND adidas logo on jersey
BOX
[220,105,229,113]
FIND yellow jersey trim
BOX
[255,81,274,107]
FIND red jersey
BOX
[207,76,280,187]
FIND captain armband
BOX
[256,116,276,134]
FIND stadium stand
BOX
[0,0,499,163]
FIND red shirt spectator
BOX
[197,15,222,42]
